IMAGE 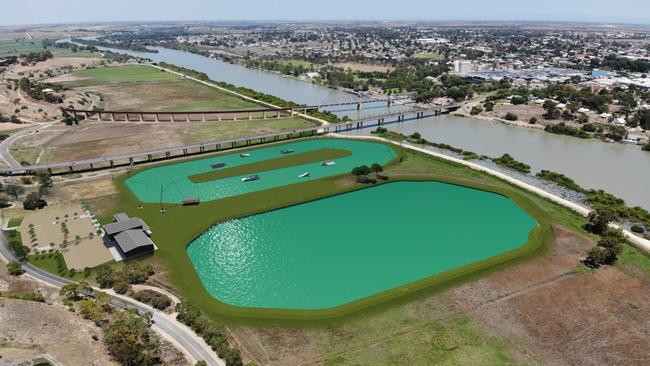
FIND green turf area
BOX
[414,53,445,60]
[95,137,556,321]
[71,65,179,85]
[617,244,650,278]
[0,40,45,55]
[26,251,113,282]
[278,59,313,68]
[188,148,352,182]
[7,216,23,228]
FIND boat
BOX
[298,172,310,178]
[320,160,336,166]
[240,153,251,157]
[210,162,226,169]
[281,149,295,154]
[241,175,260,182]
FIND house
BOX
[577,108,590,113]
[103,214,155,258]
[612,117,627,126]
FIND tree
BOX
[35,171,53,196]
[470,105,483,115]
[8,239,29,260]
[0,194,10,208]
[5,184,24,200]
[103,311,161,366]
[351,165,370,176]
[59,281,93,301]
[7,261,23,276]
[370,163,383,173]
[23,192,47,210]
[504,112,518,121]
[96,266,116,289]
[585,246,609,268]
[483,101,495,112]
[528,117,538,125]
[586,207,616,234]
[195,362,208,366]
[543,100,560,120]
[78,299,106,326]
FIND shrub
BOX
[504,112,518,121]
[631,224,645,234]
[133,290,172,310]
[7,261,24,276]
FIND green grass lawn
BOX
[278,59,313,68]
[26,251,114,282]
[189,148,351,182]
[72,65,179,85]
[7,216,23,228]
[91,137,558,323]
[414,53,445,60]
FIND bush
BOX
[133,290,172,310]
[528,117,537,125]
[23,192,47,210]
[631,224,645,234]
[7,261,24,276]
[113,281,130,295]
[504,112,518,121]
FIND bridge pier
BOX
[147,154,153,161]
[110,113,115,122]
[199,146,205,153]
[89,163,94,170]
[357,103,361,111]
[217,115,221,122]
[98,112,103,121]
[186,114,190,122]
[154,114,160,122]
[109,160,114,168]
[183,148,188,155]
[262,111,266,119]
[276,110,280,118]
[202,114,206,122]
[249,112,252,120]
[139,113,144,122]
[170,114,176,122]
[69,165,74,173]
[233,114,237,121]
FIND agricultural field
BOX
[414,52,445,60]
[60,64,258,111]
[12,116,315,164]
[0,39,99,58]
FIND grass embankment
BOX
[93,137,559,323]
[188,148,351,182]
[7,216,23,228]
[0,40,99,58]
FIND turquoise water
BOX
[125,139,397,203]
[187,181,537,310]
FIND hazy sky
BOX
[1,0,649,26]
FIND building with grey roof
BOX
[103,213,155,258]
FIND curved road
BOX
[0,231,224,366]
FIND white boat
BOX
[281,149,295,154]
[240,153,251,157]
[320,160,336,166]
[241,175,259,182]
[298,172,310,178]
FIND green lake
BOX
[125,139,397,203]
[187,181,537,310]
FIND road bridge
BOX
[3,104,461,176]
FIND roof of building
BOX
[113,213,130,222]
[113,229,154,254]
[104,218,150,236]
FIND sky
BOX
[1,0,649,26]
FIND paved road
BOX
[0,231,224,366]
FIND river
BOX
[72,42,650,209]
